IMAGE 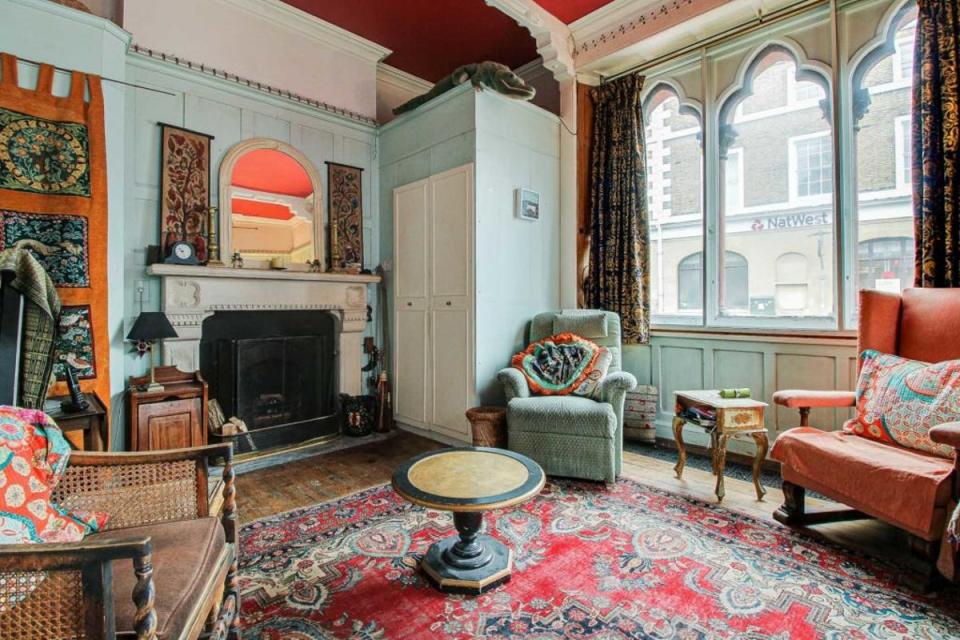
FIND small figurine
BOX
[308,259,322,273]
[231,251,244,269]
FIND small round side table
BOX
[392,447,544,595]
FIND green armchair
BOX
[497,310,637,483]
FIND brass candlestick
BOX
[206,206,225,266]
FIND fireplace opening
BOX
[200,310,339,454]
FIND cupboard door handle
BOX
[445,301,452,306]
[406,302,412,307]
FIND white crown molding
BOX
[570,0,663,43]
[513,58,552,82]
[485,0,575,82]
[9,0,131,46]
[215,0,391,64]
[377,63,433,94]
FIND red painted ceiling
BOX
[281,0,540,82]
[536,0,618,24]
[231,149,313,197]
[231,198,295,220]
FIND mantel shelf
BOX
[146,264,381,284]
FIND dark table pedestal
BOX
[421,512,512,595]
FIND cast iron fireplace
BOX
[200,310,339,454]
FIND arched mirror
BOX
[218,139,324,271]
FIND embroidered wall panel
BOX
[159,124,211,263]
[0,53,110,408]
[327,162,364,270]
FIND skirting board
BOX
[396,421,471,447]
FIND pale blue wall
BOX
[379,85,563,405]
[474,91,561,403]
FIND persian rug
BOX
[240,478,960,639]
[0,52,109,406]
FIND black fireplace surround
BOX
[200,310,339,454]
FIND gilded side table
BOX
[672,390,769,502]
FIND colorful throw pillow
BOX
[512,333,604,396]
[843,350,960,458]
[0,406,107,544]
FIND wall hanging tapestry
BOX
[0,53,109,407]
[52,304,96,381]
[159,123,212,263]
[913,0,960,287]
[326,162,363,272]
[238,479,960,638]
[584,73,649,344]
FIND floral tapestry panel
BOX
[160,124,211,263]
[913,0,960,287]
[53,305,95,380]
[327,162,364,271]
[0,106,90,197]
[0,210,88,287]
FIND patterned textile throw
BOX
[511,333,604,396]
[0,405,106,543]
[844,349,960,458]
[239,479,960,639]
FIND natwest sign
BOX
[751,211,831,231]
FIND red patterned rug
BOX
[239,479,960,639]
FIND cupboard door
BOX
[137,398,202,451]
[430,307,471,439]
[430,165,473,299]
[394,303,429,427]
[394,180,430,300]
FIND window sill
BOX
[649,324,858,345]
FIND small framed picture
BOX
[516,188,540,221]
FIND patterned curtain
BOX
[913,0,960,287]
[583,74,649,344]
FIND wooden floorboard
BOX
[236,428,916,571]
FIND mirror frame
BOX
[218,138,325,270]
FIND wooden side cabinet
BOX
[127,366,208,451]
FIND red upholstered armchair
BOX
[772,288,960,586]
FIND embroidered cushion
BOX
[0,406,107,543]
[512,333,603,396]
[572,346,613,400]
[843,350,960,458]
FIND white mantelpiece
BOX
[146,264,379,394]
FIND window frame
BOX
[788,130,834,204]
[640,0,916,335]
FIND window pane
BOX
[852,9,916,304]
[644,85,703,321]
[719,50,835,321]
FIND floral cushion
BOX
[843,350,960,458]
[0,406,108,543]
[512,333,605,396]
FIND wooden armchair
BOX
[0,443,239,640]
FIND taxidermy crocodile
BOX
[393,61,536,115]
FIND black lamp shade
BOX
[126,312,177,342]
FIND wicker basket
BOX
[465,406,508,448]
[624,385,658,444]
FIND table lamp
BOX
[126,311,177,392]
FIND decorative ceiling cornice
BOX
[377,63,433,94]
[484,0,576,82]
[129,45,378,126]
[215,0,391,64]
[571,0,698,58]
